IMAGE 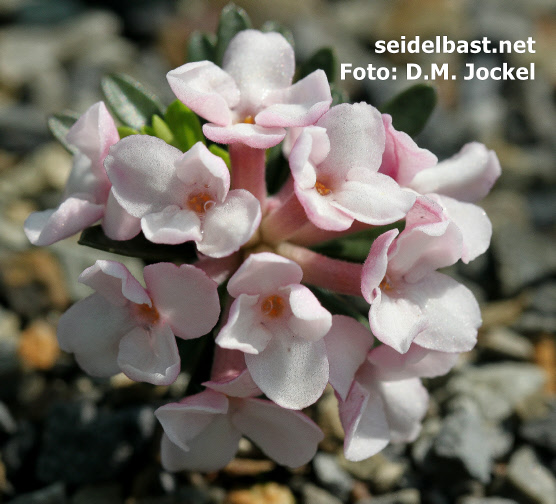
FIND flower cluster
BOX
[25,28,500,471]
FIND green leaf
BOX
[310,287,369,327]
[208,144,230,169]
[101,73,164,130]
[215,3,252,66]
[164,100,205,151]
[261,20,294,48]
[379,84,437,137]
[151,115,174,144]
[330,84,349,106]
[188,31,217,62]
[140,124,155,136]
[117,126,139,138]
[298,47,337,83]
[47,112,79,154]
[79,225,197,263]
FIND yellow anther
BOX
[261,295,285,318]
[187,192,214,214]
[315,180,332,196]
[135,303,160,325]
[243,115,255,124]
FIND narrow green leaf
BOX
[261,21,294,48]
[47,113,79,154]
[79,225,197,263]
[330,84,349,106]
[117,126,139,138]
[151,115,175,145]
[188,31,217,62]
[101,73,164,130]
[379,84,437,137]
[298,47,337,83]
[215,3,252,66]
[208,144,230,169]
[164,100,205,151]
[140,124,155,136]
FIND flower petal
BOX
[57,293,134,377]
[340,380,390,461]
[24,197,104,246]
[295,185,354,231]
[332,171,416,225]
[197,189,261,258]
[216,294,272,354]
[256,70,332,127]
[325,315,374,401]
[105,135,185,217]
[141,207,202,245]
[79,260,150,306]
[160,417,240,472]
[227,252,303,298]
[144,262,220,339]
[409,142,501,202]
[166,61,239,126]
[287,284,332,342]
[155,389,229,452]
[117,324,180,385]
[232,397,324,467]
[379,379,428,443]
[245,330,328,409]
[204,369,262,398]
[288,126,331,189]
[101,191,142,241]
[222,30,295,113]
[202,122,285,148]
[361,229,399,303]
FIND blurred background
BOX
[0,0,555,503]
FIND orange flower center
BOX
[243,115,255,124]
[260,295,285,318]
[187,192,215,214]
[135,303,160,326]
[379,276,393,291]
[315,180,332,196]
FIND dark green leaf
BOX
[261,20,294,48]
[310,286,369,327]
[298,47,337,83]
[151,115,174,144]
[47,112,79,154]
[117,126,139,138]
[101,73,164,130]
[379,84,437,137]
[78,225,197,263]
[164,100,205,151]
[330,84,349,106]
[188,31,217,63]
[208,144,230,169]
[215,3,252,66]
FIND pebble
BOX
[357,488,420,504]
[18,320,60,370]
[339,452,407,493]
[37,401,155,484]
[505,446,556,504]
[446,363,546,422]
[312,452,354,502]
[72,483,123,504]
[478,326,535,361]
[0,306,20,377]
[225,482,295,504]
[519,402,556,455]
[530,282,556,315]
[301,483,343,504]
[459,498,518,504]
[8,482,66,504]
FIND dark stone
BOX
[37,401,155,484]
[520,404,556,455]
[8,482,66,504]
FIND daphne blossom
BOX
[105,138,261,257]
[58,260,220,385]
[167,30,332,149]
[215,252,332,409]
[24,102,141,245]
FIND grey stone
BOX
[459,498,518,504]
[492,224,556,295]
[479,327,535,360]
[9,483,66,504]
[0,306,20,376]
[302,483,343,504]
[313,453,354,502]
[520,404,556,455]
[339,452,407,493]
[446,363,546,422]
[72,484,123,504]
[506,446,556,504]
[530,282,556,314]
[433,407,493,483]
[514,311,556,334]
[358,489,420,504]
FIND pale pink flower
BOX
[324,315,457,461]
[289,103,416,231]
[104,138,261,258]
[361,197,481,354]
[167,30,332,149]
[57,260,220,385]
[215,252,332,409]
[24,102,141,245]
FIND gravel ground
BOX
[0,1,555,503]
